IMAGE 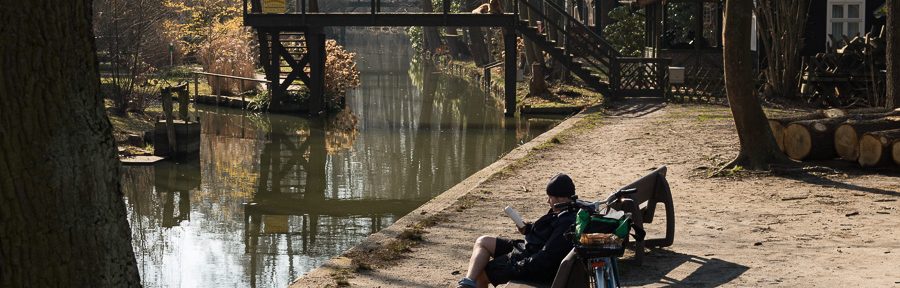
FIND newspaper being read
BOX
[504,206,526,228]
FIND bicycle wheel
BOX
[589,257,614,288]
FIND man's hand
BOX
[517,222,533,235]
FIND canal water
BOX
[121,30,562,287]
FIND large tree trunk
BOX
[0,0,141,287]
[722,0,790,170]
[887,0,899,109]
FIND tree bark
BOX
[722,0,790,170]
[0,0,141,287]
[887,0,899,109]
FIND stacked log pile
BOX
[768,108,900,167]
[800,29,886,108]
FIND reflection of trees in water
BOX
[121,161,201,287]
[325,108,359,154]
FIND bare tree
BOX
[94,0,172,115]
[1,0,141,286]
[722,0,791,170]
[755,0,808,100]
[887,0,899,108]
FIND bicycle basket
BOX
[573,208,631,257]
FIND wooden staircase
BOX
[513,0,670,98]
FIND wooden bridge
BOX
[243,0,670,116]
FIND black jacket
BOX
[513,207,576,280]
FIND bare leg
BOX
[464,236,497,288]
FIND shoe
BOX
[456,277,476,288]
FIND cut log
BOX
[769,111,826,152]
[767,108,890,151]
[858,129,900,167]
[833,117,900,161]
[893,140,900,166]
[783,111,900,160]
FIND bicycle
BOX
[562,188,645,288]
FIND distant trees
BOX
[94,0,173,114]
[722,0,790,169]
[604,6,646,57]
[1,0,141,286]
[195,18,258,95]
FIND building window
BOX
[827,1,865,45]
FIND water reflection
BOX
[122,30,562,288]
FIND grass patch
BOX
[533,136,562,151]
[521,83,605,110]
[455,194,485,212]
[696,114,733,122]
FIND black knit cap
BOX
[546,173,575,197]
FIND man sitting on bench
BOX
[457,174,578,288]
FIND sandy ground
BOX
[293,101,900,287]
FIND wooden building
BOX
[618,0,886,100]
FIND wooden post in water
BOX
[161,87,178,156]
[504,28,517,116]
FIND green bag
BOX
[575,208,631,243]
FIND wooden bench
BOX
[503,166,675,288]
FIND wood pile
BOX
[800,28,887,108]
[768,108,900,167]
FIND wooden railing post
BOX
[193,73,199,99]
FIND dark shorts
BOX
[485,237,528,286]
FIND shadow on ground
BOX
[772,161,900,198]
[620,248,749,287]
[604,98,667,118]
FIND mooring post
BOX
[308,28,327,116]
[503,28,517,116]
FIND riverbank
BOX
[291,100,900,287]
[438,59,604,115]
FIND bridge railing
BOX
[245,0,516,15]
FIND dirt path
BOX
[293,101,900,287]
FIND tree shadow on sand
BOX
[771,162,900,198]
[619,249,749,287]
[603,98,667,118]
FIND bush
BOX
[324,39,361,102]
[196,18,257,96]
